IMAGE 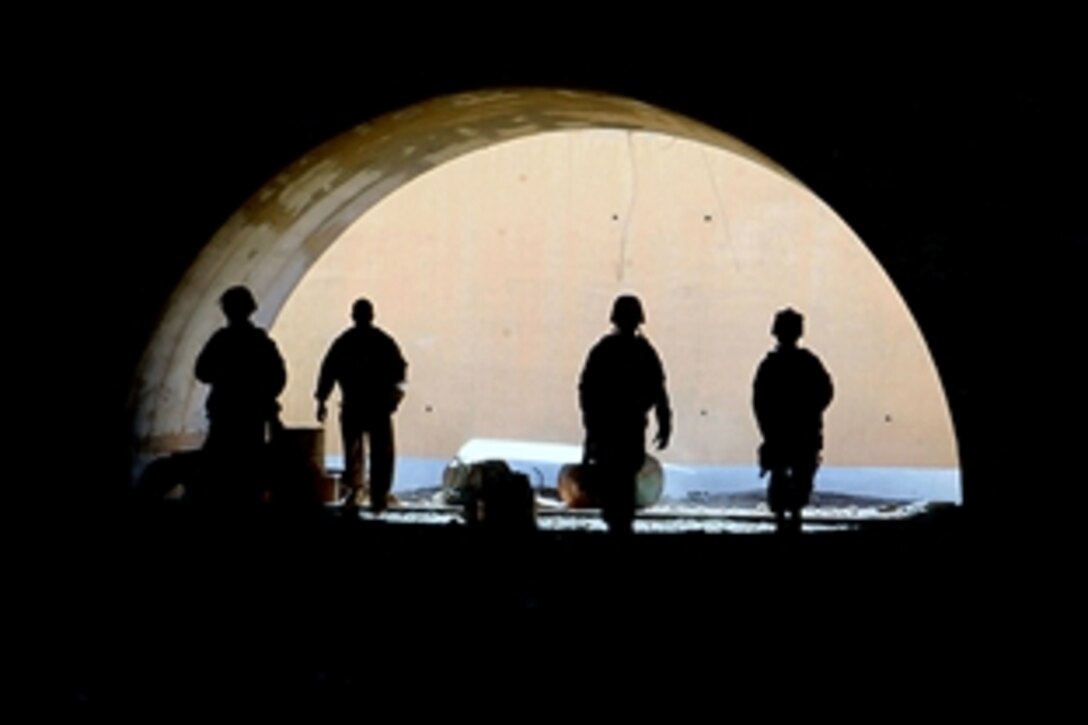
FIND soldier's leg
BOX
[768,468,790,534]
[788,505,803,534]
[791,456,819,534]
[340,412,365,507]
[602,441,642,535]
[203,418,267,507]
[367,415,395,513]
[599,461,632,534]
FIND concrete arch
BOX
[130,88,959,499]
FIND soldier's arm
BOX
[752,358,772,438]
[194,332,220,384]
[268,337,287,397]
[392,337,408,384]
[651,348,672,449]
[812,353,834,410]
[822,363,834,409]
[578,348,600,429]
[314,340,339,421]
[653,392,672,450]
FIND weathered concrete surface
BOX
[274,130,957,471]
[130,89,957,484]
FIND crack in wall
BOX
[618,130,639,282]
[700,145,741,274]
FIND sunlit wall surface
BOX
[131,90,959,503]
[272,130,957,497]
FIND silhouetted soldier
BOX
[579,295,672,534]
[194,285,287,505]
[316,298,407,513]
[752,308,834,534]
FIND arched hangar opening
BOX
[131,89,960,512]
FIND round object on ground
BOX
[557,455,664,509]
[635,454,664,508]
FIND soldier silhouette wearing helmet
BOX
[579,295,672,534]
[752,308,834,534]
[194,285,287,505]
[316,298,407,513]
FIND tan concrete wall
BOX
[131,90,780,465]
[272,130,957,469]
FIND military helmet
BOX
[220,285,257,320]
[772,307,804,340]
[611,294,645,329]
[352,298,374,324]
